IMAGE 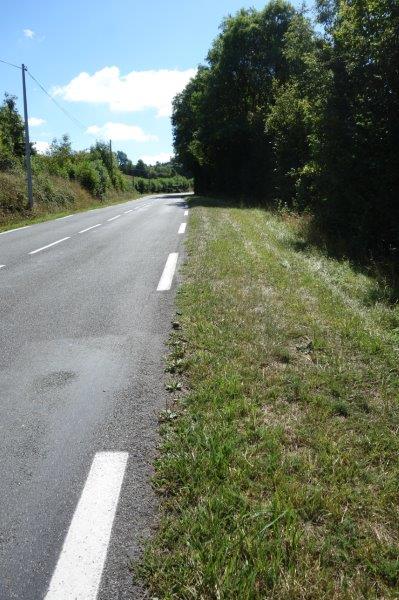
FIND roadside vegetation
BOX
[141,197,399,598]
[0,94,192,230]
[173,0,398,276]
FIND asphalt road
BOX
[0,193,190,599]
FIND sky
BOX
[0,0,308,164]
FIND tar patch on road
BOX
[35,370,77,391]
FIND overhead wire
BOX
[27,69,87,132]
[1,59,87,132]
[0,58,22,70]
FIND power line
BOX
[27,69,87,132]
[0,58,22,70]
[1,61,95,210]
[1,60,90,134]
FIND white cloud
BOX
[86,122,158,142]
[140,152,173,165]
[34,141,50,154]
[54,66,197,118]
[23,29,35,39]
[28,117,46,127]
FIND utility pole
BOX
[22,64,33,210]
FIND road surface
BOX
[0,193,190,599]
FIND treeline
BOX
[116,152,187,179]
[133,175,193,194]
[0,94,192,215]
[116,152,192,194]
[173,0,399,260]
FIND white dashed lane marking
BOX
[157,253,179,291]
[178,223,187,234]
[44,452,128,600]
[79,224,102,234]
[107,215,121,222]
[29,237,71,255]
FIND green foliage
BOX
[172,0,399,259]
[75,159,110,197]
[0,166,92,219]
[173,1,296,197]
[314,0,399,257]
[0,165,27,213]
[121,157,190,180]
[90,141,126,191]
[116,150,134,175]
[133,175,192,194]
[0,96,191,206]
[133,158,149,178]
[0,94,25,169]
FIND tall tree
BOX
[173,0,399,259]
[0,94,25,168]
[315,0,399,255]
[133,159,149,178]
[173,1,296,196]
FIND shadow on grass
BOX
[187,195,399,305]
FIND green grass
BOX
[140,197,399,599]
[0,186,144,233]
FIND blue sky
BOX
[1,0,308,164]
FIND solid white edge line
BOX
[57,215,73,220]
[79,224,102,234]
[178,223,187,235]
[44,452,128,600]
[107,215,121,222]
[184,210,189,216]
[157,252,179,291]
[29,237,70,255]
[0,225,32,236]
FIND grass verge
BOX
[0,176,143,233]
[140,197,399,598]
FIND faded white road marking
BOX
[124,210,133,214]
[178,223,187,235]
[157,253,179,291]
[107,215,121,222]
[0,265,5,269]
[57,215,73,220]
[0,225,32,236]
[44,452,128,600]
[79,224,101,234]
[184,210,189,216]
[29,237,70,255]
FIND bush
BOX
[133,175,193,194]
[0,168,27,213]
[77,160,111,197]
[32,172,76,208]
